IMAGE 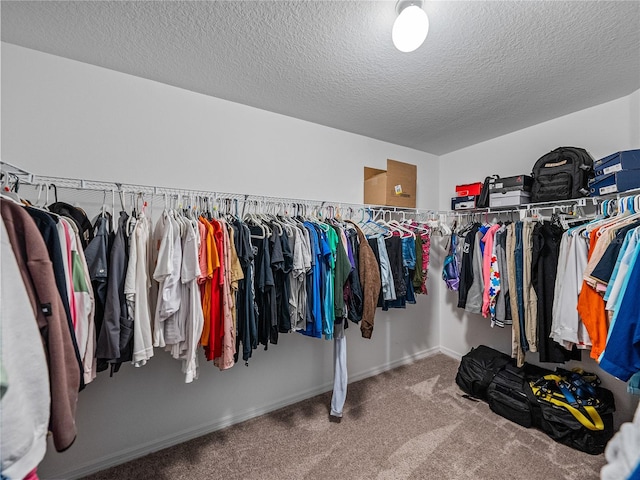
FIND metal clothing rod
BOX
[0,160,445,217]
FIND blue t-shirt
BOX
[599,240,640,381]
[316,225,335,340]
[301,223,323,339]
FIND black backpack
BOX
[530,147,594,203]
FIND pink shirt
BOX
[481,224,501,318]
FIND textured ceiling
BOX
[2,1,639,155]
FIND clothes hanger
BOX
[32,183,46,208]
[357,207,385,237]
[387,218,415,238]
[244,201,268,239]
[590,198,640,237]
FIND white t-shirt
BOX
[180,221,204,382]
[126,214,154,367]
[551,230,591,350]
[152,211,173,348]
[161,213,184,347]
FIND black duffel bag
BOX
[529,369,616,455]
[456,345,511,400]
[487,363,552,428]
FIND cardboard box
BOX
[364,159,417,208]
[490,190,531,208]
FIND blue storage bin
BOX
[589,169,640,197]
[591,150,640,184]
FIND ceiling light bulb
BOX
[392,3,429,53]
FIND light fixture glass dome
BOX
[392,3,429,53]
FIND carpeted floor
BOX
[84,354,606,480]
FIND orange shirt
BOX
[199,217,219,347]
[206,219,225,361]
[576,227,609,360]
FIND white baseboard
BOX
[57,346,440,480]
[439,346,463,360]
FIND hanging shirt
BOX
[577,227,609,360]
[65,218,96,383]
[269,227,289,338]
[591,221,640,287]
[161,214,184,347]
[599,245,640,381]
[152,212,173,348]
[302,223,322,339]
[289,225,310,331]
[181,219,205,382]
[315,224,336,339]
[250,224,275,347]
[214,220,235,370]
[125,213,154,368]
[199,217,219,349]
[493,225,511,326]
[481,223,501,319]
[228,224,245,340]
[207,219,226,360]
[56,218,77,331]
[97,211,131,374]
[332,225,352,320]
[233,220,257,362]
[605,228,640,311]
[599,229,640,363]
[376,236,396,302]
[413,231,431,295]
[551,230,591,350]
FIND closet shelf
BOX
[0,160,446,218]
[451,188,640,216]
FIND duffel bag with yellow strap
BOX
[529,368,615,455]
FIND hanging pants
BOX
[330,321,347,418]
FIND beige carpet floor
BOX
[84,354,606,480]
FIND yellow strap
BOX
[531,384,604,431]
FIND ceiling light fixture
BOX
[392,0,429,53]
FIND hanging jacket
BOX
[1,199,80,452]
[24,206,84,390]
[48,201,94,248]
[346,228,363,323]
[84,214,113,345]
[96,211,130,374]
[457,224,479,309]
[1,218,50,478]
[348,222,381,339]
